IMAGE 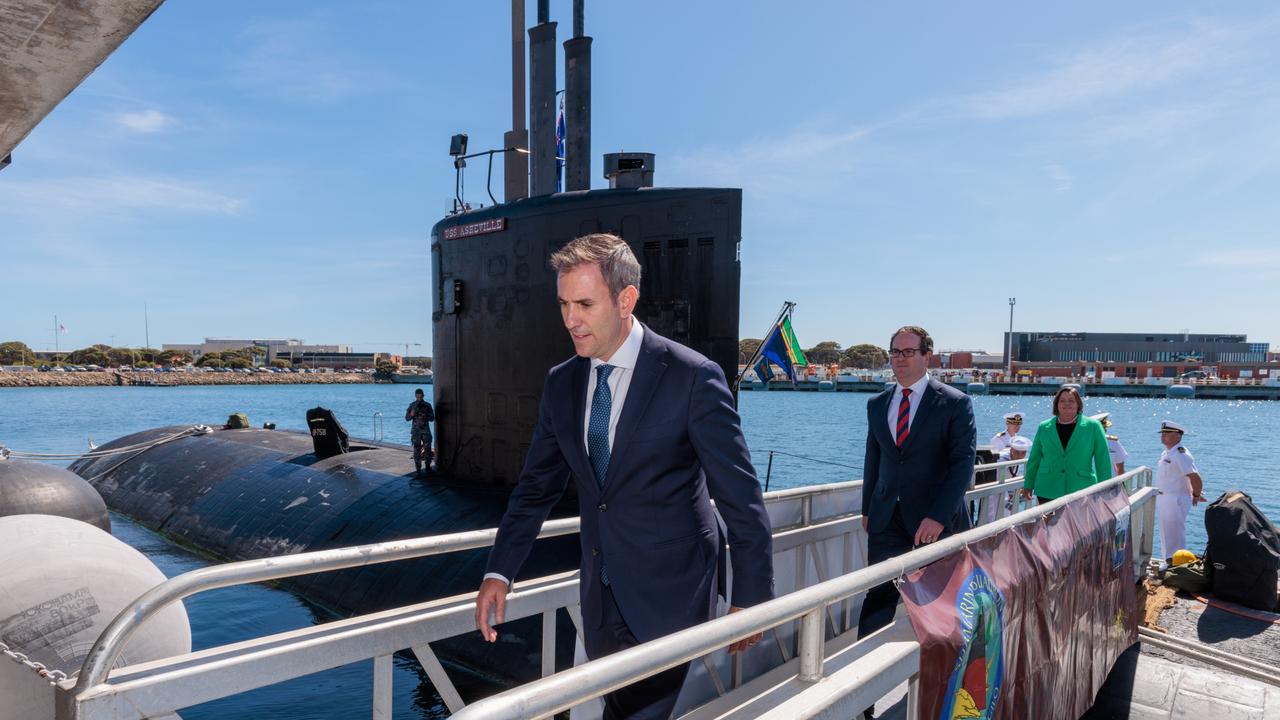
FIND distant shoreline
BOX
[0,371,375,388]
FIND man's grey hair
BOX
[550,233,642,298]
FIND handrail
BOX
[69,461,1141,707]
[72,479,858,693]
[450,468,1152,720]
[973,458,1024,473]
[762,480,860,501]
[72,519,581,692]
[68,458,1038,693]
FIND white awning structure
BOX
[0,0,164,163]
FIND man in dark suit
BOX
[860,326,976,637]
[475,233,774,719]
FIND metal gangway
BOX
[48,462,1158,720]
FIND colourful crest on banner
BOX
[943,568,1005,719]
[899,484,1137,719]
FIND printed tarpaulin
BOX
[898,483,1137,719]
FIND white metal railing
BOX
[52,465,1155,720]
[453,468,1156,720]
[55,481,860,719]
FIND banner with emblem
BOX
[898,483,1136,719]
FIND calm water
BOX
[1,383,1277,719]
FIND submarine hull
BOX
[70,426,579,684]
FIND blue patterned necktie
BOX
[587,364,615,585]
[588,364,615,487]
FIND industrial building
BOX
[162,338,350,363]
[1002,331,1274,379]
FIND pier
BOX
[739,378,1280,400]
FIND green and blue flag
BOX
[754,315,808,383]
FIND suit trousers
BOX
[857,502,952,638]
[584,582,691,720]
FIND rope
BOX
[0,425,212,462]
[756,449,861,471]
[1191,593,1280,625]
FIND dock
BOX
[740,378,1280,400]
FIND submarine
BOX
[70,0,743,683]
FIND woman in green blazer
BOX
[1019,386,1112,503]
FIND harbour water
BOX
[1,384,1276,719]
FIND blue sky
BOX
[3,2,1279,356]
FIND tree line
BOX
[738,339,889,370]
[0,340,236,368]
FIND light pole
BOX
[1006,298,1016,377]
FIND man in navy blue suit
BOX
[858,326,975,718]
[475,233,774,719]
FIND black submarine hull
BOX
[70,425,579,684]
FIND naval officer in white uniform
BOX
[1155,420,1205,561]
[989,412,1025,453]
[1097,413,1130,475]
[986,435,1032,522]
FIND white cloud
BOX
[114,110,176,133]
[0,175,245,219]
[665,125,872,196]
[965,18,1268,120]
[1044,163,1073,191]
[1191,249,1280,269]
[232,18,390,103]
[1085,101,1221,146]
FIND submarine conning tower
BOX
[432,1,743,489]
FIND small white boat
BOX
[390,366,433,384]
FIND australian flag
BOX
[555,96,566,192]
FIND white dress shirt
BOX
[485,318,644,588]
[886,374,930,438]
[583,318,644,451]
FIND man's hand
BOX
[861,515,869,533]
[1018,488,1034,501]
[914,517,944,546]
[475,577,509,642]
[726,606,762,654]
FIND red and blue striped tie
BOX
[896,388,912,447]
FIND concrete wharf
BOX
[740,378,1280,400]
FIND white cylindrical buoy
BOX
[0,514,191,720]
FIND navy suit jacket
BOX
[485,325,774,642]
[862,378,977,535]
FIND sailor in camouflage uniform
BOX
[405,388,435,476]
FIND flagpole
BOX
[54,315,59,355]
[733,300,796,391]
